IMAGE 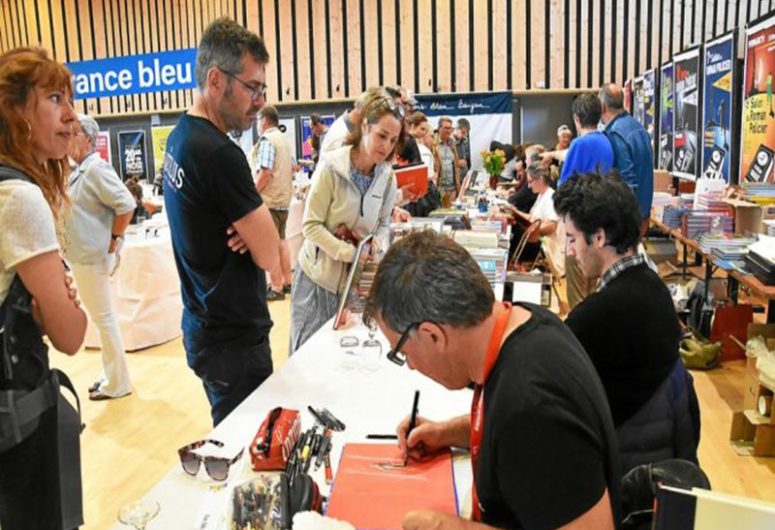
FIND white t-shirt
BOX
[418,144,436,182]
[528,187,565,275]
[0,180,59,304]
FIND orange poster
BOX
[326,444,458,529]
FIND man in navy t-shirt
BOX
[163,18,280,426]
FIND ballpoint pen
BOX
[403,390,420,466]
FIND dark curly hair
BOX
[553,171,641,254]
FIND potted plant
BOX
[481,148,507,190]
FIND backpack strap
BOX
[0,164,32,184]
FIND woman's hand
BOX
[333,224,359,245]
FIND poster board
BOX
[701,31,737,183]
[632,76,646,127]
[673,46,703,180]
[658,61,675,171]
[117,129,148,181]
[94,131,111,164]
[740,13,775,183]
[300,114,336,161]
[643,69,658,157]
[150,125,174,174]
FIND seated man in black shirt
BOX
[365,231,620,530]
[555,172,700,474]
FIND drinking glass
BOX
[118,499,160,530]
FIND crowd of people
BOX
[0,16,700,530]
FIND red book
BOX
[326,443,458,529]
[394,164,429,197]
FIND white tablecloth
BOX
[111,318,474,529]
[83,230,182,351]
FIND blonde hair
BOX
[0,47,73,215]
[344,89,407,158]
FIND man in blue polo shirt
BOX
[559,92,614,307]
[599,83,655,235]
[164,18,280,426]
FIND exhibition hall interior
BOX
[3,1,775,529]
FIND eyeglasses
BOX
[217,67,268,100]
[178,439,244,481]
[386,322,421,366]
[372,96,406,121]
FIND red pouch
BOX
[249,407,301,471]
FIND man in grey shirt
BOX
[65,114,136,400]
[437,115,460,207]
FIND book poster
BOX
[300,114,336,160]
[95,131,111,164]
[117,130,147,181]
[673,47,702,180]
[701,32,736,183]
[643,69,657,151]
[741,14,775,183]
[624,78,633,113]
[632,76,646,127]
[658,62,674,171]
[151,125,173,174]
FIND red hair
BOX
[0,47,73,215]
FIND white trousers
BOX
[70,256,132,396]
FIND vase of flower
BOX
[481,148,507,190]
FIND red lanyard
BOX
[470,302,511,522]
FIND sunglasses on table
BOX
[178,439,244,481]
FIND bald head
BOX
[599,84,624,110]
[598,83,625,124]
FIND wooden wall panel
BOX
[435,0,450,92]
[2,0,772,116]
[454,0,469,92]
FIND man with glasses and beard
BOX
[163,17,280,426]
[364,231,620,530]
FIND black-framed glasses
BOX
[217,66,268,100]
[178,439,244,481]
[386,322,421,366]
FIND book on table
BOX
[326,443,457,529]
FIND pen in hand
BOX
[403,390,420,466]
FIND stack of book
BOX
[468,248,508,287]
[743,182,775,205]
[662,206,688,228]
[681,211,734,240]
[697,233,756,261]
[695,193,732,213]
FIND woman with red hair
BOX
[0,47,87,529]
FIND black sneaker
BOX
[266,289,285,301]
[282,283,292,294]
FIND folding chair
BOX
[508,219,541,271]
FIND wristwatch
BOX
[111,233,124,241]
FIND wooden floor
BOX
[50,293,775,529]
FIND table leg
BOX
[703,258,712,303]
[682,242,688,279]
[727,276,739,304]
[768,300,775,324]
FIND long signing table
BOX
[110,318,474,529]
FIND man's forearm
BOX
[441,414,471,449]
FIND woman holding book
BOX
[290,90,404,353]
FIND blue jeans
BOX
[184,337,273,426]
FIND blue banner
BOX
[67,48,197,100]
[701,33,735,182]
[414,91,512,116]
[658,63,674,171]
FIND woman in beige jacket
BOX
[290,92,405,353]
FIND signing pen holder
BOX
[250,407,301,471]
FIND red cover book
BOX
[326,443,458,529]
[394,164,429,197]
